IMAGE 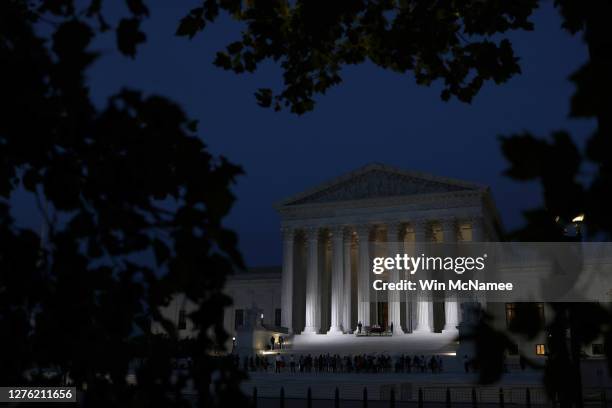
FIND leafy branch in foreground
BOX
[1,1,247,406]
[469,3,612,406]
[177,0,539,114]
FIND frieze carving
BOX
[278,191,482,220]
[287,169,472,205]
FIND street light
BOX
[554,212,585,407]
[573,214,585,236]
[555,214,585,237]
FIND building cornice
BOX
[278,189,483,218]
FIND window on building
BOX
[506,303,545,329]
[536,344,546,356]
[275,308,282,327]
[505,303,516,328]
[178,309,187,330]
[234,309,244,329]
[592,344,604,355]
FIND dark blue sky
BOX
[52,1,597,266]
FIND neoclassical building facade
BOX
[157,164,611,361]
[275,163,501,337]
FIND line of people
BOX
[236,353,445,374]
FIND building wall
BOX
[152,270,282,348]
[154,275,606,361]
[222,271,282,339]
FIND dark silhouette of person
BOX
[357,321,363,334]
[275,353,281,373]
[390,322,394,334]
[270,336,275,350]
[464,354,470,373]
[429,356,437,373]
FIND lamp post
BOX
[568,214,584,408]
[549,213,585,408]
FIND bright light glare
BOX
[572,214,585,222]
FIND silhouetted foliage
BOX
[468,312,516,384]
[177,0,539,113]
[4,0,612,407]
[1,0,248,406]
[483,2,612,406]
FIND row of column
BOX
[280,218,485,335]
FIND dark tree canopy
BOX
[461,3,612,405]
[1,1,247,406]
[3,0,612,407]
[30,1,541,114]
[178,0,538,113]
[499,1,612,240]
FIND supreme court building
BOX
[156,163,612,362]
[275,163,501,337]
[206,163,512,357]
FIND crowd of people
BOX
[235,353,446,374]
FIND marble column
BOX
[387,222,404,334]
[342,229,353,333]
[328,226,344,334]
[413,220,432,333]
[471,216,485,242]
[280,227,294,332]
[356,225,371,328]
[442,218,459,333]
[404,228,414,333]
[303,227,320,334]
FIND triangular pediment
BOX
[278,163,485,207]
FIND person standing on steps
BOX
[275,353,282,373]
